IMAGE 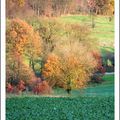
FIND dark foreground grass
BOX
[6,96,114,120]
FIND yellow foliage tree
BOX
[42,42,97,91]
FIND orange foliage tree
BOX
[6,18,34,55]
[42,53,61,87]
[33,81,52,94]
[6,18,40,87]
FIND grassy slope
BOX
[58,15,114,50]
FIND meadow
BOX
[59,15,114,49]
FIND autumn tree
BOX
[6,0,34,18]
[61,42,97,88]
[28,0,49,16]
[28,0,76,17]
[42,25,98,92]
[27,18,64,74]
[6,18,41,85]
[24,31,41,73]
[6,53,35,86]
[91,51,106,83]
[33,81,52,94]
[105,0,114,21]
[52,0,75,16]
[42,42,98,93]
[42,53,61,87]
[87,0,96,28]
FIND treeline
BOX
[6,0,114,18]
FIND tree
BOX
[42,41,98,93]
[42,23,99,93]
[107,0,114,21]
[6,18,40,85]
[87,0,96,28]
[28,0,49,16]
[6,53,35,86]
[6,18,34,54]
[57,42,97,90]
[24,31,41,73]
[28,0,76,17]
[6,0,34,18]
[42,53,61,87]
[33,81,52,94]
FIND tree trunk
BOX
[91,10,95,28]
[109,16,112,22]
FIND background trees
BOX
[6,0,34,18]
[6,0,114,19]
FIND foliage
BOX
[91,51,106,83]
[42,54,61,87]
[7,80,26,94]
[28,0,75,17]
[6,53,34,83]
[33,81,52,94]
[24,31,41,72]
[17,80,26,92]
[6,83,14,93]
[6,18,34,54]
[59,42,98,89]
[27,18,63,58]
[6,18,40,85]
[40,22,99,90]
[6,0,34,18]
[43,41,98,90]
[6,0,114,19]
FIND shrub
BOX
[42,53,61,87]
[33,81,52,94]
[17,80,26,92]
[6,83,14,93]
[91,51,106,83]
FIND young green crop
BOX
[6,96,114,120]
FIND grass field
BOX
[58,15,114,49]
[6,74,114,120]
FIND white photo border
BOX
[1,0,119,120]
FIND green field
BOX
[6,96,114,120]
[6,75,114,120]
